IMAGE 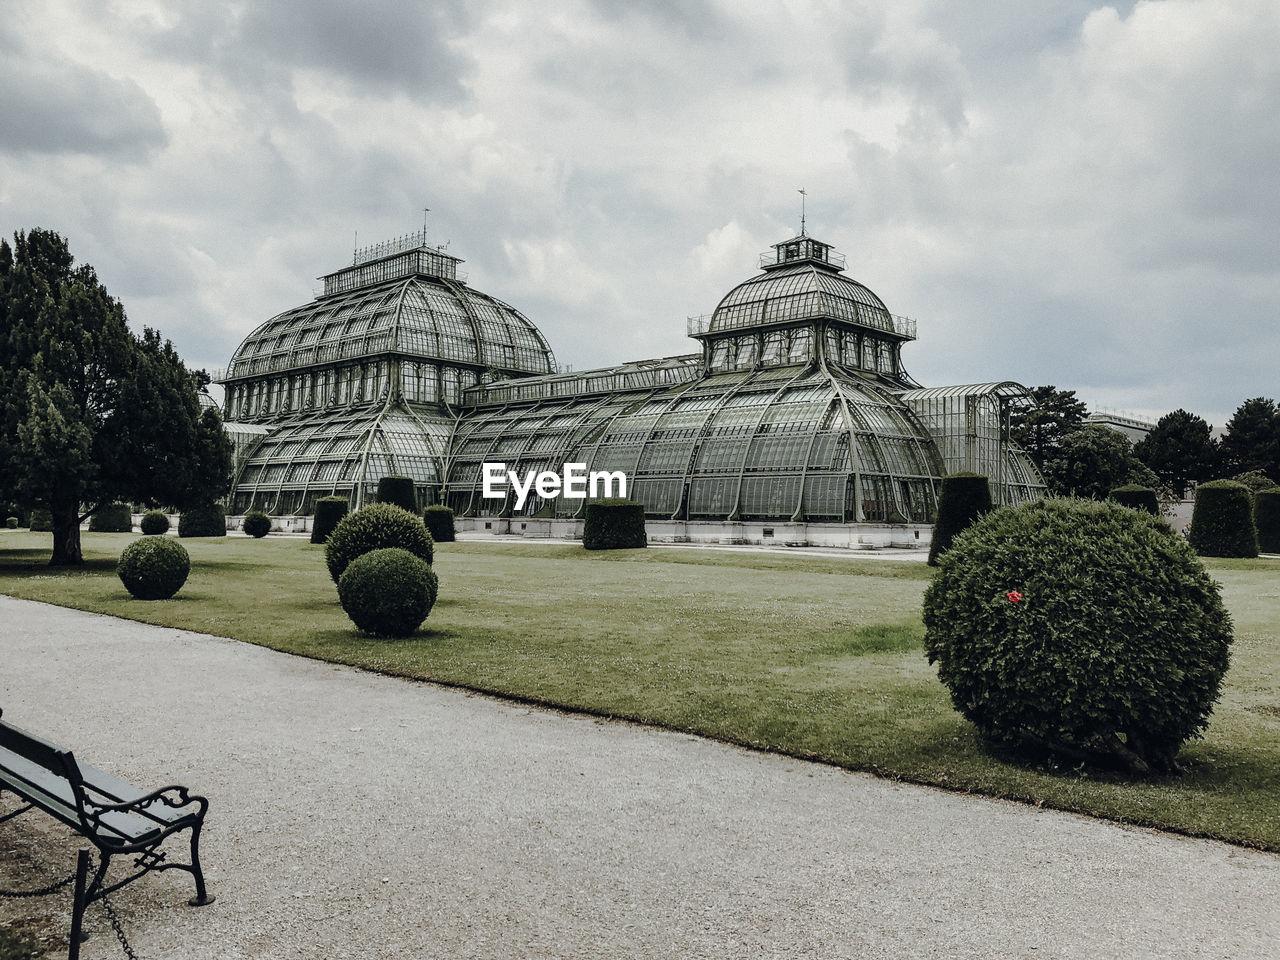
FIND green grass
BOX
[2,530,1279,851]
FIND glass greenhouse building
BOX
[218,230,1043,533]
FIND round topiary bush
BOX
[1108,483,1160,515]
[1256,487,1280,554]
[583,499,647,550]
[325,502,434,582]
[1188,479,1258,558]
[242,510,271,538]
[117,536,191,600]
[337,547,438,637]
[376,475,417,514]
[179,502,227,538]
[923,498,1233,774]
[88,502,134,533]
[927,472,992,566]
[140,510,171,536]
[423,505,456,543]
[4,517,17,529]
[310,496,349,545]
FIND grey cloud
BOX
[0,30,167,159]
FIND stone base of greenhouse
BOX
[224,513,932,550]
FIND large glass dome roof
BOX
[225,270,555,382]
[707,234,896,337]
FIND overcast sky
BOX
[2,0,1276,429]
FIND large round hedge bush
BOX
[5,517,18,529]
[117,536,191,600]
[242,510,271,538]
[179,501,227,538]
[376,475,417,514]
[1108,483,1159,516]
[310,496,349,545]
[88,502,133,533]
[423,505,456,543]
[140,510,171,535]
[28,508,52,532]
[923,498,1233,774]
[325,503,434,582]
[927,472,991,566]
[1188,479,1258,558]
[1256,487,1280,554]
[337,548,438,637]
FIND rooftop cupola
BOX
[760,234,846,271]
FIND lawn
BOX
[2,530,1278,851]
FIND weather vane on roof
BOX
[798,188,807,237]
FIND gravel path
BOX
[1,595,1277,959]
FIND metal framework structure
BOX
[217,230,1044,523]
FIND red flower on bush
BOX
[1007,590,1023,603]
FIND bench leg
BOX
[68,848,90,960]
[187,820,215,907]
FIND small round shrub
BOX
[179,501,227,538]
[311,496,349,545]
[423,505,456,543]
[117,536,191,600]
[88,502,133,533]
[1188,479,1258,558]
[140,510,171,535]
[1108,483,1159,515]
[28,508,52,532]
[325,502,434,582]
[337,547,438,637]
[927,472,992,566]
[242,510,271,538]
[923,498,1233,774]
[1256,487,1280,554]
[376,475,417,514]
[583,499,646,550]
[4,517,17,529]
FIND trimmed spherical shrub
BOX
[242,510,271,538]
[1188,480,1258,558]
[140,510,171,535]
[376,475,417,514]
[1108,483,1159,516]
[117,536,191,600]
[88,502,133,533]
[1256,487,1280,554]
[583,499,647,550]
[927,472,992,566]
[4,517,17,529]
[923,498,1233,774]
[325,502,434,582]
[311,496,349,545]
[179,501,227,538]
[337,547,438,637]
[423,505,456,543]
[28,508,52,532]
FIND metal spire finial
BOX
[798,188,807,236]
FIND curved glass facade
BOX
[217,230,1044,525]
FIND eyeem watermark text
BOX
[482,463,628,510]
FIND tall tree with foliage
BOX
[1220,397,1278,481]
[0,229,232,565]
[1042,423,1143,500]
[1009,385,1089,473]
[1133,409,1221,496]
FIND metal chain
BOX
[98,888,140,960]
[0,869,77,899]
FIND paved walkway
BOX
[1,596,1277,959]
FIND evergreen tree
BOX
[1220,397,1279,481]
[1009,385,1089,473]
[0,228,232,565]
[1042,423,1139,500]
[1133,409,1221,497]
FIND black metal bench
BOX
[0,708,214,909]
